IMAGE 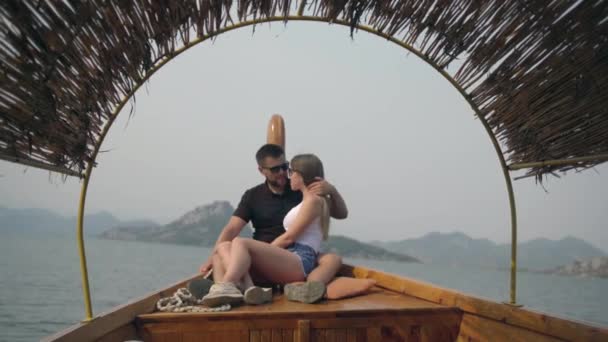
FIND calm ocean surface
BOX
[1,232,606,342]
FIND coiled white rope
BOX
[156,287,230,312]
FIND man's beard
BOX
[268,176,287,189]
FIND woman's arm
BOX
[271,196,323,248]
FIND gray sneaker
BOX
[201,282,243,307]
[284,281,325,304]
[244,286,273,305]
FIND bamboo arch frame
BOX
[75,15,519,322]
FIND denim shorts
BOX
[287,242,318,277]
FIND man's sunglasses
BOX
[263,162,289,174]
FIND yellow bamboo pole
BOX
[76,168,93,321]
[75,13,522,321]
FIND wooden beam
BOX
[508,153,608,170]
[0,152,84,178]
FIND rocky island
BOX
[100,201,420,263]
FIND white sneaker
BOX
[201,282,243,307]
[244,286,273,305]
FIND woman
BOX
[201,154,331,307]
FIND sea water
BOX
[0,233,606,342]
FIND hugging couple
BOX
[193,144,376,307]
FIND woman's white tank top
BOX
[283,202,322,252]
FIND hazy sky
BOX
[1,22,607,250]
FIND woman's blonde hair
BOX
[290,154,331,240]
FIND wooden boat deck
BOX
[136,288,463,341]
[48,267,608,342]
[139,287,452,321]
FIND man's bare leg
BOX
[211,254,226,282]
[216,240,256,290]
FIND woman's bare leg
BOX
[325,277,377,299]
[305,253,375,299]
[307,253,342,284]
[223,237,305,285]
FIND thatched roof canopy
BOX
[1,0,607,180]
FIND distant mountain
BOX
[374,232,497,266]
[0,207,68,232]
[0,206,151,235]
[516,236,607,270]
[100,201,251,245]
[373,232,607,270]
[323,235,420,263]
[100,201,418,262]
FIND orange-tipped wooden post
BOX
[267,114,286,150]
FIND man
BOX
[198,144,347,298]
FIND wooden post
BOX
[296,320,310,342]
[267,114,286,151]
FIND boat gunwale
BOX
[41,273,202,342]
[342,264,608,342]
[44,264,608,342]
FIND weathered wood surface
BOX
[297,320,310,342]
[139,308,461,342]
[139,314,462,341]
[138,289,462,341]
[138,288,449,322]
[95,323,138,342]
[456,313,562,342]
[342,265,608,341]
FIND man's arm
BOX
[199,216,247,273]
[308,178,348,219]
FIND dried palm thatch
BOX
[0,0,607,181]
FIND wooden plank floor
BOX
[137,288,463,341]
[138,287,456,322]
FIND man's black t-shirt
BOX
[233,182,302,243]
